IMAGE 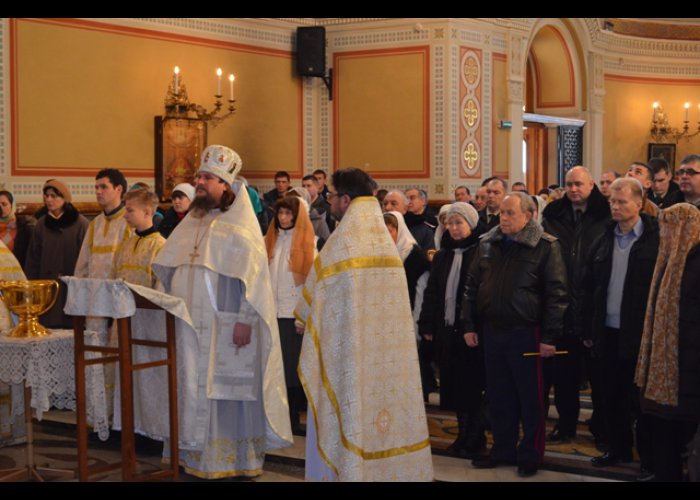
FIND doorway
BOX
[523,122,548,193]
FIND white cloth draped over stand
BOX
[62,277,201,446]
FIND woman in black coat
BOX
[418,202,485,458]
[25,180,89,328]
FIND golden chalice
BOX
[0,280,59,338]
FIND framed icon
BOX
[154,116,207,201]
[648,143,676,172]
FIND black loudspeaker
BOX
[296,27,326,77]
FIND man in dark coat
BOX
[463,192,568,478]
[581,178,659,473]
[478,178,507,231]
[262,170,292,221]
[541,166,610,445]
[679,154,700,210]
[648,157,682,209]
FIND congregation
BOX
[1,147,700,482]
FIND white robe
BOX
[73,206,132,424]
[153,182,292,478]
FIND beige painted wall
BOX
[603,75,700,172]
[12,18,301,186]
[334,48,428,177]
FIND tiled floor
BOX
[0,409,620,482]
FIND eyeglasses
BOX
[678,168,700,177]
[326,191,347,201]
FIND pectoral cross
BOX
[189,248,200,263]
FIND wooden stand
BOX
[73,291,179,482]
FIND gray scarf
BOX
[444,248,467,326]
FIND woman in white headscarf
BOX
[384,210,433,403]
[417,202,486,458]
[383,211,429,310]
[289,186,330,248]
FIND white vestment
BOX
[152,183,292,478]
[73,206,132,422]
[295,197,433,482]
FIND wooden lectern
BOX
[73,289,179,482]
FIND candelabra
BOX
[164,67,235,127]
[650,102,700,143]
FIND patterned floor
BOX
[0,399,640,482]
[425,397,640,481]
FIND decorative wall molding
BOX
[0,18,6,178]
[523,113,586,127]
[582,18,700,60]
[459,47,482,179]
[331,28,430,48]
[603,58,700,78]
[433,45,445,180]
[508,80,524,103]
[450,45,459,179]
[130,18,295,47]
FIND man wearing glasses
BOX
[295,167,433,481]
[678,154,700,210]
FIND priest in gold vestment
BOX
[152,145,292,478]
[295,167,433,481]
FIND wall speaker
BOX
[296,27,326,77]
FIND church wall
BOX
[2,18,302,202]
[4,17,700,205]
[317,18,513,202]
[603,74,700,172]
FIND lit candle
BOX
[229,74,235,101]
[216,68,223,96]
[653,102,659,123]
[174,66,180,95]
[685,102,691,122]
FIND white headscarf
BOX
[290,186,311,213]
[434,204,453,250]
[386,210,418,262]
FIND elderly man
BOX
[598,171,620,199]
[542,166,610,446]
[406,187,438,230]
[581,178,659,475]
[454,185,471,203]
[463,192,568,478]
[678,154,700,210]
[382,190,435,251]
[153,145,292,478]
[479,178,507,230]
[296,167,433,481]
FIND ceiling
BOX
[602,18,700,40]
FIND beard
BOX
[190,192,217,218]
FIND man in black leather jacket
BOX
[541,166,611,445]
[462,192,568,478]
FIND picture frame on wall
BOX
[648,143,676,172]
[154,116,207,201]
